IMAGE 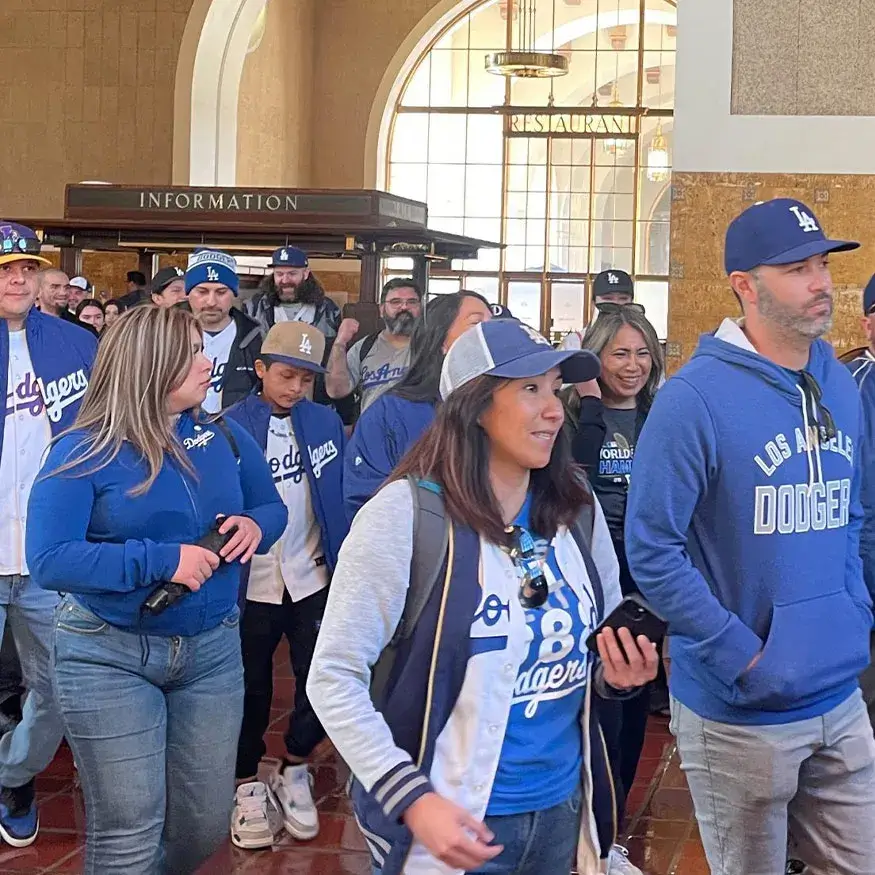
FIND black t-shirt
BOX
[593,406,637,536]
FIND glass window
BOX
[386,0,675,336]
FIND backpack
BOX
[369,476,603,703]
[350,332,383,423]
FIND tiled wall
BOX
[668,172,872,373]
[732,0,875,115]
[0,0,195,217]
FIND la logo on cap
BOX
[608,272,619,284]
[280,249,289,261]
[175,268,183,276]
[206,267,219,282]
[520,324,550,347]
[299,333,313,356]
[789,205,819,233]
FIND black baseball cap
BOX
[593,269,634,299]
[151,266,185,294]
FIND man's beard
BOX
[276,283,300,303]
[755,279,833,341]
[384,311,418,336]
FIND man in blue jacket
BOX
[0,222,97,845]
[846,273,875,388]
[626,199,875,875]
[225,321,347,851]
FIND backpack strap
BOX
[370,476,449,703]
[358,331,382,366]
[570,489,605,620]
[213,416,240,463]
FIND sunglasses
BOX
[504,525,549,609]
[595,302,646,316]
[1,236,42,256]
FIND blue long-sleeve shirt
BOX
[26,413,287,637]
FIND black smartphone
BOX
[585,594,667,656]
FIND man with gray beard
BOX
[325,278,422,413]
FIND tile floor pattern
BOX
[0,647,709,875]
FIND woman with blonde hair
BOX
[25,305,287,875]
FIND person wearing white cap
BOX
[67,276,91,313]
[309,319,658,875]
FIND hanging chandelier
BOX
[646,121,670,182]
[603,82,632,156]
[485,0,569,78]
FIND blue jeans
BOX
[0,575,63,788]
[51,596,244,875]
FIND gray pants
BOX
[670,690,875,875]
[859,633,875,727]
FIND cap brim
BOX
[262,353,326,374]
[488,348,601,384]
[760,238,860,266]
[0,253,51,267]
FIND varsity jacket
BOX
[847,349,875,389]
[308,480,625,875]
[226,392,349,574]
[0,307,98,457]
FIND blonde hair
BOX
[48,305,201,495]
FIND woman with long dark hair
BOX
[309,319,659,875]
[342,290,492,519]
[25,306,287,874]
[563,304,666,859]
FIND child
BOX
[226,322,348,849]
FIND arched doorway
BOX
[381,0,676,340]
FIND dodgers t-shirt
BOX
[486,494,596,815]
[595,406,637,537]
[0,331,52,575]
[347,334,411,411]
[202,321,237,414]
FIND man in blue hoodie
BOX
[0,223,97,846]
[225,321,347,851]
[626,199,875,875]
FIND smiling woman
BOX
[308,318,659,875]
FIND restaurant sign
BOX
[508,112,637,138]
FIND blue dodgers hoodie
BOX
[626,319,873,726]
[26,413,287,637]
[343,393,436,521]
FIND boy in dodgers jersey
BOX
[0,223,96,846]
[627,199,875,875]
[225,322,347,850]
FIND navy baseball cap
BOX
[271,246,308,268]
[593,269,634,298]
[490,303,514,319]
[863,274,875,314]
[725,198,859,274]
[0,223,50,267]
[440,319,600,399]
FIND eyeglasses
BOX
[384,297,421,308]
[504,525,549,609]
[0,236,42,256]
[595,302,646,316]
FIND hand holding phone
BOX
[596,627,659,691]
[585,594,667,655]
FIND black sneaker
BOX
[786,861,806,875]
[0,780,38,847]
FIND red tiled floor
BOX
[0,650,705,874]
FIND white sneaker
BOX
[608,845,644,875]
[230,782,277,850]
[269,763,319,840]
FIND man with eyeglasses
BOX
[324,278,422,413]
[560,269,636,350]
[626,199,875,875]
[846,275,875,388]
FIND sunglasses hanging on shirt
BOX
[503,525,549,609]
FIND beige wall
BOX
[732,0,875,115]
[0,0,194,218]
[236,0,314,186]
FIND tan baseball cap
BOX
[260,322,326,373]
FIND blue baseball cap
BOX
[185,249,239,295]
[0,223,50,267]
[271,246,308,268]
[863,274,875,314]
[440,319,600,399]
[725,198,859,274]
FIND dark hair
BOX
[391,375,591,544]
[262,272,325,307]
[104,299,123,314]
[391,290,490,404]
[127,271,146,285]
[258,354,316,374]
[75,298,104,319]
[380,277,422,303]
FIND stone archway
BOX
[173,0,268,186]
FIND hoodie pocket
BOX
[734,590,871,711]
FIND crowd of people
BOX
[1,194,875,875]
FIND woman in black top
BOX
[565,304,664,849]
